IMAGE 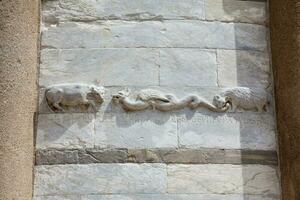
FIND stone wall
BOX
[0,0,39,199]
[34,0,280,199]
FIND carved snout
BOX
[112,94,121,103]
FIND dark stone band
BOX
[36,148,278,165]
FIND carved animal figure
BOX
[186,94,230,112]
[45,84,105,112]
[213,87,269,112]
[112,89,230,112]
[136,89,170,103]
[112,90,150,111]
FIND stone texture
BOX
[94,112,178,148]
[36,149,79,165]
[269,0,300,199]
[36,114,95,149]
[42,21,267,51]
[224,150,278,166]
[159,49,217,86]
[35,148,278,166]
[34,194,280,200]
[178,113,276,150]
[217,50,270,88]
[34,164,167,196]
[78,149,129,164]
[42,0,205,22]
[39,48,159,87]
[0,0,39,199]
[167,164,280,195]
[205,0,267,25]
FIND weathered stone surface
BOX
[42,21,267,51]
[269,0,300,199]
[0,1,39,199]
[127,149,162,163]
[36,149,79,165]
[94,112,178,148]
[217,50,270,88]
[36,114,94,149]
[205,0,267,24]
[78,149,129,164]
[224,149,278,165]
[159,49,217,86]
[167,164,280,195]
[34,194,280,200]
[35,196,81,200]
[36,148,278,166]
[39,48,159,87]
[42,0,205,22]
[178,113,276,150]
[34,164,167,196]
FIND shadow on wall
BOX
[222,0,280,199]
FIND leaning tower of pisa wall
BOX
[34,1,280,199]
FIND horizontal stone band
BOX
[36,148,278,165]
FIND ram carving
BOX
[213,87,270,112]
[45,84,105,112]
[112,89,230,112]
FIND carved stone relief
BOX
[44,85,269,113]
[213,87,270,112]
[45,84,105,112]
[112,89,230,112]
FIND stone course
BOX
[36,114,94,149]
[40,48,270,88]
[39,48,159,87]
[167,164,279,195]
[36,148,278,166]
[42,0,266,24]
[34,163,279,197]
[94,112,178,149]
[36,112,276,151]
[35,194,279,200]
[42,21,267,51]
[34,164,167,196]
[42,0,206,21]
[178,113,276,150]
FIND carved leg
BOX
[53,102,65,112]
[263,103,268,112]
[89,101,97,112]
[257,105,264,112]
